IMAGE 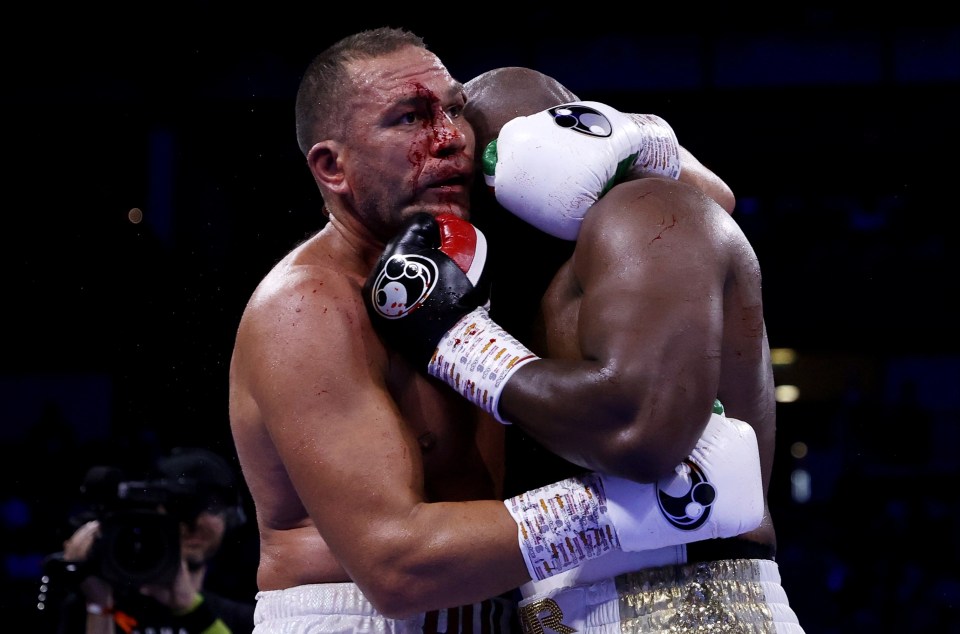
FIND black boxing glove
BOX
[364,212,538,423]
[364,212,492,368]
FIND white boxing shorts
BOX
[517,543,805,634]
[253,582,518,634]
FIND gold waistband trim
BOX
[616,559,778,633]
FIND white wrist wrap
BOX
[504,473,620,581]
[625,113,681,180]
[428,307,539,424]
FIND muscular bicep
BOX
[577,186,724,417]
[504,180,727,480]
[235,267,529,612]
[248,273,423,573]
[580,183,721,349]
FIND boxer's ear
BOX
[307,140,346,193]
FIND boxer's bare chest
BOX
[387,362,502,500]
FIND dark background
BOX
[4,6,959,632]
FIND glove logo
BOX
[368,254,439,319]
[656,460,717,530]
[548,104,612,138]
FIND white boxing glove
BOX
[482,101,681,241]
[505,409,764,580]
[602,411,765,551]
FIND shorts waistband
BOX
[255,583,518,634]
[519,537,776,599]
[615,559,801,633]
[519,558,804,634]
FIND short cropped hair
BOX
[294,27,427,156]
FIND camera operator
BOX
[51,447,255,634]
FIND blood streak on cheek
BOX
[403,82,438,186]
[411,81,454,146]
[406,147,427,195]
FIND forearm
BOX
[425,304,712,481]
[498,358,707,481]
[333,387,761,615]
[349,500,528,618]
